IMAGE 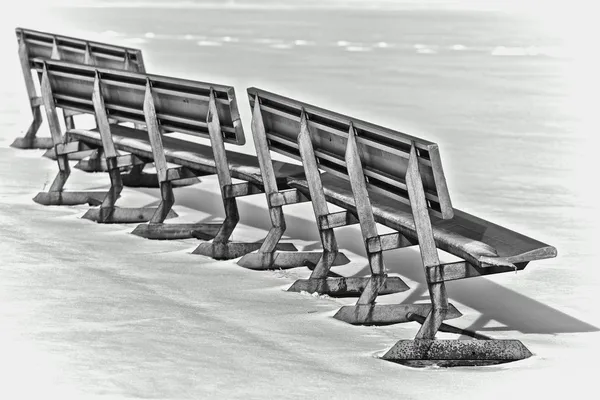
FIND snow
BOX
[1,8,599,400]
[0,140,598,399]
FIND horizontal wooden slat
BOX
[248,87,452,219]
[268,189,309,207]
[17,27,145,71]
[31,58,245,145]
[318,211,359,230]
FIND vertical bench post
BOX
[80,74,177,223]
[405,143,448,339]
[42,63,69,193]
[297,110,339,278]
[382,147,533,367]
[130,84,221,241]
[11,32,45,149]
[345,123,387,305]
[191,89,250,258]
[32,63,107,206]
[143,79,174,224]
[195,92,298,259]
[288,112,402,296]
[334,130,456,325]
[238,96,355,270]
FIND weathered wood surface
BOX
[33,59,244,145]
[82,207,177,224]
[287,276,409,297]
[333,303,462,326]
[17,27,146,71]
[406,143,448,339]
[12,28,146,149]
[247,87,453,219]
[69,125,306,188]
[288,173,556,269]
[131,223,221,240]
[69,93,555,270]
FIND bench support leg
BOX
[240,98,384,269]
[288,110,388,294]
[381,144,531,366]
[128,83,225,240]
[11,38,49,150]
[121,163,202,188]
[81,74,176,224]
[176,89,294,260]
[310,123,406,307]
[74,148,106,172]
[33,64,108,206]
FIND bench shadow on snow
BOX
[134,184,597,335]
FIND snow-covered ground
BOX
[1,3,599,399]
[1,142,598,400]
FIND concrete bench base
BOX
[382,339,532,367]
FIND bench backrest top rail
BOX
[248,87,452,219]
[34,59,245,145]
[17,27,146,72]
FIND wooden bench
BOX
[245,87,557,365]
[12,27,145,150]
[31,58,311,261]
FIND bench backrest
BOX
[248,87,453,219]
[17,27,146,72]
[33,59,244,145]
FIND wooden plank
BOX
[222,182,263,199]
[428,144,453,219]
[318,211,359,230]
[426,261,527,283]
[251,95,279,194]
[333,303,462,326]
[143,80,169,183]
[40,63,70,192]
[298,110,330,218]
[287,173,556,268]
[207,89,233,189]
[40,64,63,145]
[34,59,244,145]
[115,154,145,169]
[203,88,241,250]
[18,38,38,102]
[50,37,60,60]
[288,276,409,297]
[11,36,44,148]
[83,42,93,65]
[344,123,381,264]
[18,27,145,72]
[250,88,447,218]
[268,189,309,207]
[30,97,44,107]
[367,232,413,253]
[406,142,448,339]
[91,72,118,158]
[248,87,435,149]
[54,140,87,156]
[165,166,198,182]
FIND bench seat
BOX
[68,125,306,186]
[287,173,556,269]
